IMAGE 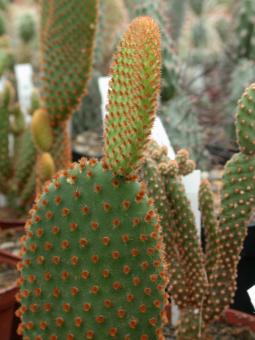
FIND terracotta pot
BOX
[0,220,25,230]
[0,250,21,340]
[224,308,255,333]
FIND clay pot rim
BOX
[0,220,25,230]
[0,250,19,311]
[224,308,255,333]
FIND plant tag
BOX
[248,285,255,310]
[14,64,34,121]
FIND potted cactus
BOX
[16,16,168,339]
[142,83,255,338]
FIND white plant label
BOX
[15,64,34,122]
[248,285,255,311]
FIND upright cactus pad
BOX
[199,180,218,278]
[0,82,12,184]
[104,16,161,176]
[236,84,255,155]
[17,16,168,339]
[40,0,98,122]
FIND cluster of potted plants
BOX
[0,0,255,339]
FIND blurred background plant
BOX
[0,0,255,180]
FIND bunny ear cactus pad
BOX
[104,16,161,176]
[17,17,168,340]
[236,83,255,155]
[40,0,98,122]
[204,83,255,323]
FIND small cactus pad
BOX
[37,152,55,183]
[17,158,167,339]
[40,0,98,122]
[236,83,255,155]
[32,109,53,152]
[104,16,161,176]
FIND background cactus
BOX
[17,16,168,340]
[0,81,36,215]
[32,0,98,192]
[141,83,255,338]
[235,0,255,60]
[18,13,36,44]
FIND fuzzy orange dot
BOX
[44,303,51,312]
[112,251,120,260]
[81,206,90,215]
[121,234,129,243]
[44,242,53,251]
[52,226,60,234]
[55,317,64,327]
[53,287,61,298]
[39,321,47,330]
[123,265,131,274]
[70,223,78,231]
[34,287,42,297]
[112,218,121,227]
[83,303,91,312]
[144,287,152,296]
[131,248,139,257]
[54,196,61,205]
[90,286,99,294]
[52,256,60,264]
[117,308,126,318]
[62,208,70,217]
[71,256,79,265]
[61,271,69,280]
[102,269,110,278]
[73,190,81,198]
[139,304,147,313]
[63,303,71,312]
[86,330,94,339]
[90,221,99,230]
[104,299,112,308]
[132,277,141,286]
[74,316,82,327]
[109,327,118,337]
[126,293,134,302]
[81,270,90,280]
[71,287,79,296]
[91,255,99,264]
[129,319,138,329]
[44,272,51,281]
[113,281,122,290]
[149,318,157,326]
[96,315,105,324]
[102,236,110,246]
[36,228,44,237]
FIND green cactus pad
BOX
[32,109,53,152]
[142,153,191,309]
[199,180,218,278]
[40,0,98,122]
[104,16,161,176]
[204,152,255,322]
[17,158,167,339]
[15,129,36,191]
[236,83,255,155]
